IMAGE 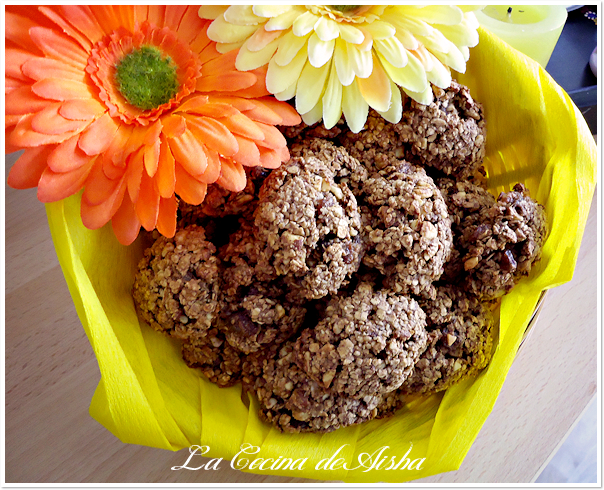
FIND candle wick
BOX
[506,7,513,23]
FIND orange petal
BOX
[250,97,301,126]
[5,48,36,82]
[126,148,145,204]
[9,113,81,147]
[201,49,238,77]
[103,124,132,173]
[259,146,290,169]
[144,139,161,178]
[174,94,209,114]
[59,5,105,45]
[59,99,106,121]
[164,5,188,33]
[39,7,92,52]
[78,113,119,155]
[180,101,239,118]
[122,126,148,162]
[196,147,221,184]
[5,11,43,52]
[216,159,246,192]
[22,57,84,82]
[167,128,208,176]
[32,78,92,100]
[31,102,91,135]
[156,136,176,198]
[161,114,186,138]
[80,175,127,230]
[156,195,178,238]
[82,160,121,206]
[174,164,208,205]
[136,171,160,231]
[231,136,261,167]
[207,95,256,112]
[5,86,51,116]
[48,133,94,173]
[29,26,88,68]
[219,113,265,141]
[253,122,288,151]
[172,6,207,45]
[7,146,53,189]
[186,116,239,157]
[241,100,283,126]
[37,158,94,202]
[145,5,165,27]
[112,192,142,245]
[196,71,258,94]
[143,119,163,146]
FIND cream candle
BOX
[475,5,568,67]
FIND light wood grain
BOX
[5,151,597,484]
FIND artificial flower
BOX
[199,5,481,132]
[6,5,300,245]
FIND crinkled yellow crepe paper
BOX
[45,28,596,483]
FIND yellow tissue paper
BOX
[45,28,597,483]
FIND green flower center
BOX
[329,5,361,14]
[115,46,179,111]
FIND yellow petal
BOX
[342,80,368,134]
[375,37,408,68]
[334,38,355,86]
[292,11,319,37]
[357,55,391,113]
[427,39,467,73]
[198,5,227,20]
[386,13,433,38]
[300,100,323,126]
[236,37,280,71]
[321,61,343,129]
[379,51,428,93]
[246,27,282,51]
[224,5,263,26]
[266,47,307,94]
[265,9,299,31]
[398,5,463,26]
[207,16,258,43]
[274,81,297,101]
[273,30,310,66]
[377,80,403,124]
[425,52,452,89]
[363,20,396,40]
[435,18,479,48]
[215,41,244,54]
[394,29,420,51]
[308,33,335,68]
[252,5,293,18]
[313,16,339,42]
[404,86,433,106]
[338,24,365,45]
[349,43,373,79]
[295,60,330,115]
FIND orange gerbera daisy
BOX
[5,5,300,245]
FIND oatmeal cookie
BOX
[441,182,547,298]
[359,162,453,297]
[289,138,369,195]
[254,153,364,300]
[337,81,485,179]
[132,226,221,341]
[183,327,282,388]
[252,343,390,433]
[292,282,428,398]
[400,285,495,395]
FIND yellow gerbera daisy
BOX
[199,5,481,133]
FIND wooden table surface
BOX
[5,151,598,484]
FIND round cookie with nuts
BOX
[132,226,221,342]
[292,281,428,399]
[359,161,453,298]
[254,148,364,300]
